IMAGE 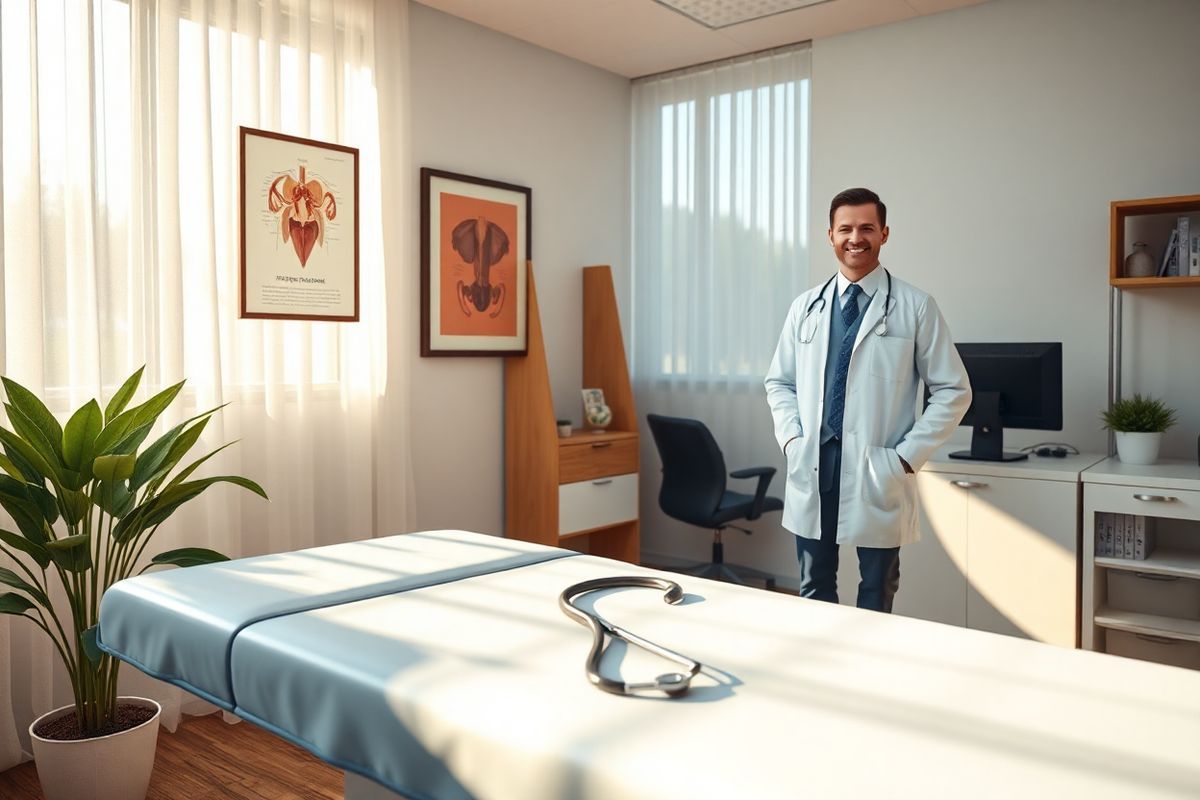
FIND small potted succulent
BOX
[0,368,267,799]
[1100,393,1178,465]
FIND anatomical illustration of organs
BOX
[451,216,509,318]
[268,165,337,267]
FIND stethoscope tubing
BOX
[559,576,704,698]
[800,268,892,342]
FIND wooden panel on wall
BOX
[504,262,559,545]
[582,265,637,435]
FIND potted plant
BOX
[1100,393,1178,465]
[0,368,266,800]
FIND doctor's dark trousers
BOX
[794,437,901,612]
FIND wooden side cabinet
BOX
[504,264,639,563]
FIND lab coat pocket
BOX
[863,446,904,512]
[868,336,915,383]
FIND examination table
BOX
[97,529,1200,799]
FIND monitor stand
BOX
[948,391,1028,462]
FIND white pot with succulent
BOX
[0,368,267,800]
[1101,393,1178,466]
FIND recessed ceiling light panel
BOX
[654,0,834,29]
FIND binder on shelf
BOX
[1132,515,1156,561]
[1158,228,1179,277]
[1123,513,1135,558]
[1094,512,1107,557]
[1178,217,1190,277]
[1191,235,1200,277]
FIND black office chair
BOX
[646,413,783,589]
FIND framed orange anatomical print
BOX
[240,126,359,321]
[420,168,530,356]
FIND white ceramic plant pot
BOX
[30,696,161,800]
[1115,431,1161,465]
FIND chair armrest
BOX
[729,466,776,521]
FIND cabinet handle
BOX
[1133,494,1177,503]
[951,480,987,489]
[592,479,613,486]
[1133,571,1179,582]
[591,442,613,449]
[1134,633,1181,645]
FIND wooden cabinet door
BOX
[965,476,1078,647]
[891,471,969,626]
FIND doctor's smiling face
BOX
[829,200,889,282]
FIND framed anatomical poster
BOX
[240,126,359,321]
[420,168,530,356]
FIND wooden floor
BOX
[0,712,341,799]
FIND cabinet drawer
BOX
[1086,482,1200,522]
[559,437,638,483]
[559,473,637,536]
[1105,629,1200,670]
[1107,571,1200,619]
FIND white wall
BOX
[407,3,631,534]
[810,0,1200,458]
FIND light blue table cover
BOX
[98,530,571,709]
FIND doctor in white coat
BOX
[765,188,970,612]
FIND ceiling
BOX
[416,0,989,78]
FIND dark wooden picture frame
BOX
[420,168,531,356]
[240,126,359,322]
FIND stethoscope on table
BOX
[559,577,706,698]
[798,267,893,343]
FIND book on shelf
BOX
[1158,228,1179,277]
[1191,234,1200,277]
[1179,217,1191,278]
[1124,513,1136,558]
[1105,511,1116,557]
[1094,512,1107,556]
[1133,514,1156,561]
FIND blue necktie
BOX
[828,284,862,438]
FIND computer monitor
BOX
[944,342,1063,462]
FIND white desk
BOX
[860,448,1106,646]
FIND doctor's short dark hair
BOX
[830,188,887,228]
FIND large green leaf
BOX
[0,426,61,487]
[92,481,134,519]
[58,488,91,526]
[1,378,64,463]
[2,443,43,482]
[80,626,103,664]
[91,407,140,459]
[0,453,26,480]
[93,453,135,483]
[3,405,64,478]
[62,399,102,474]
[113,475,266,543]
[105,366,144,423]
[130,423,186,492]
[0,477,49,545]
[109,422,154,456]
[162,441,236,491]
[46,534,92,573]
[149,547,230,569]
[0,567,49,607]
[126,381,185,435]
[0,528,51,569]
[0,593,34,615]
[25,483,59,527]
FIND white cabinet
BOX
[1082,458,1200,671]
[869,448,1104,647]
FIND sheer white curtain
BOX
[631,45,811,564]
[0,0,413,768]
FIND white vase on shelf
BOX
[1114,431,1161,465]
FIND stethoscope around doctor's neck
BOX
[798,268,893,344]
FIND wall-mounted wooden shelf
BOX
[1109,193,1200,284]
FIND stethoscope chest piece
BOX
[559,576,705,698]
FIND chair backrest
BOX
[646,414,727,527]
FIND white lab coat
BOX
[764,270,971,548]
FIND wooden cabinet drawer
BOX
[1086,482,1200,522]
[559,437,637,484]
[559,473,637,536]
